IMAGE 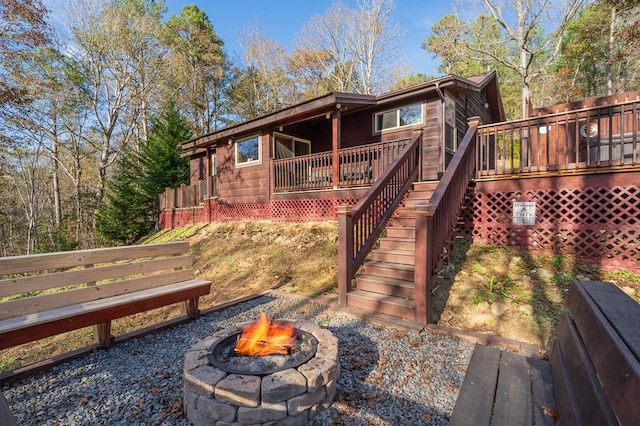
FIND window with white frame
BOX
[235,134,261,166]
[374,103,424,133]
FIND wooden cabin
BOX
[160,77,640,326]
[161,71,503,220]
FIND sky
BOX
[163,0,454,77]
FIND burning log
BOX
[234,312,296,356]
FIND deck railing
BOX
[159,176,217,210]
[477,99,640,176]
[337,132,422,305]
[273,138,411,193]
[414,118,480,324]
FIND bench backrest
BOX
[0,242,194,321]
[550,279,640,425]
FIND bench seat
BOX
[0,242,211,350]
[0,279,210,350]
[450,279,640,426]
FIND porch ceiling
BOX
[182,93,376,152]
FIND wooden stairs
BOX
[346,180,455,321]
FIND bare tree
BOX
[295,0,405,95]
[455,0,584,117]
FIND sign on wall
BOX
[513,201,536,225]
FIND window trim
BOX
[234,133,262,167]
[273,132,311,159]
[373,102,424,134]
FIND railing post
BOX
[414,202,434,325]
[337,205,354,306]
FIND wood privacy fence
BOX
[477,98,640,176]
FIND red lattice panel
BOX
[459,184,640,272]
[160,198,360,229]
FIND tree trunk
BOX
[606,6,616,96]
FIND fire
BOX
[235,312,296,356]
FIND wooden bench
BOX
[450,279,640,425]
[0,241,211,350]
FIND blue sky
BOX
[164,0,454,76]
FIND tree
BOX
[96,102,190,244]
[0,0,51,107]
[162,5,230,135]
[553,0,640,101]
[294,0,405,95]
[426,0,584,117]
[138,102,191,226]
[390,73,433,90]
[423,13,523,119]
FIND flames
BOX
[234,312,296,356]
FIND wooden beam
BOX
[332,109,341,189]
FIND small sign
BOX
[513,201,536,226]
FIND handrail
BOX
[413,117,480,324]
[273,138,412,192]
[337,132,422,305]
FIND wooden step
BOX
[346,289,415,320]
[402,197,433,208]
[363,261,414,281]
[372,248,415,265]
[379,237,414,251]
[413,181,439,191]
[389,217,414,227]
[355,275,414,299]
[386,226,415,239]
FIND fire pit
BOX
[183,314,339,425]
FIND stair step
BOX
[413,181,439,191]
[379,237,415,251]
[389,217,414,227]
[402,198,432,208]
[355,275,414,299]
[363,261,414,281]
[372,248,415,265]
[386,226,415,239]
[346,289,415,321]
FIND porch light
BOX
[336,103,342,109]
[228,139,233,145]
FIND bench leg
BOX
[182,298,200,319]
[94,321,114,348]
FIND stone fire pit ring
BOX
[183,319,339,425]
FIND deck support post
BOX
[331,109,341,189]
[337,205,354,306]
[414,202,434,325]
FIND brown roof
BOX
[182,71,503,152]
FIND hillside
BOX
[2,221,638,373]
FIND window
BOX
[374,103,423,133]
[210,151,217,176]
[235,134,261,166]
[274,133,311,159]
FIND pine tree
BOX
[96,102,191,245]
[139,102,191,225]
[96,155,149,245]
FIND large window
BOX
[274,133,311,159]
[374,103,424,133]
[235,134,261,166]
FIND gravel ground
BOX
[3,295,474,425]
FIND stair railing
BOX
[337,131,422,305]
[414,117,480,324]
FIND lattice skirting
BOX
[158,198,359,229]
[459,183,640,272]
